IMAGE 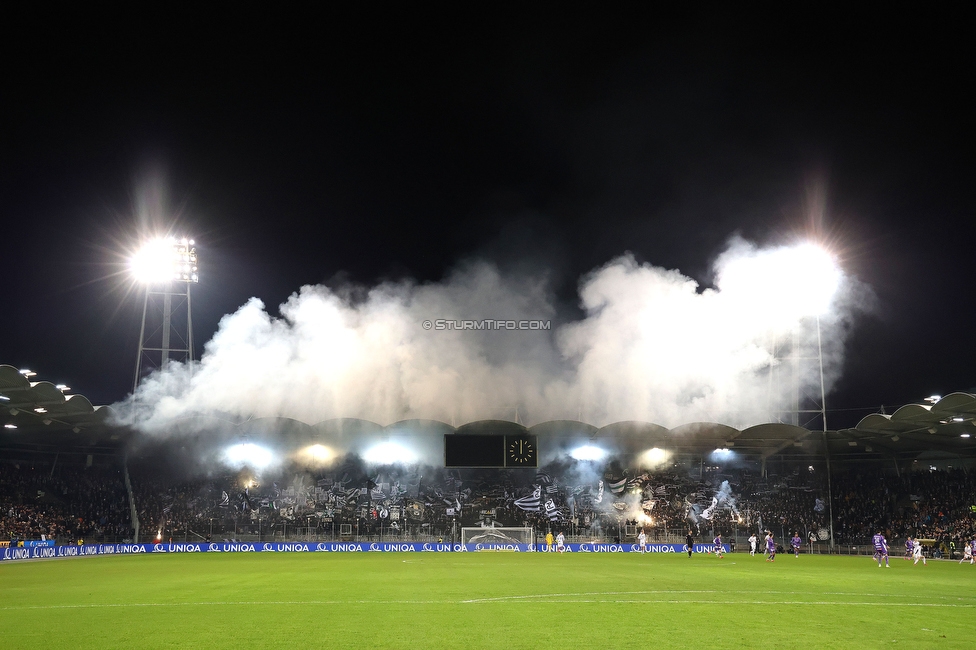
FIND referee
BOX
[686,530,695,558]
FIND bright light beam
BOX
[296,444,336,466]
[223,443,276,470]
[130,236,198,284]
[363,441,416,465]
[716,241,842,323]
[638,447,669,467]
[570,445,607,461]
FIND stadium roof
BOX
[828,392,976,461]
[0,364,120,453]
[3,362,975,464]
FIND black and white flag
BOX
[513,486,542,512]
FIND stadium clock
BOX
[506,436,537,467]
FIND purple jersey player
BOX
[713,534,724,558]
[765,533,776,562]
[905,537,914,560]
[791,533,802,558]
[872,531,889,567]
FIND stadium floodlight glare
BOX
[363,441,417,465]
[33,408,47,414]
[297,444,336,466]
[0,395,9,401]
[717,241,842,321]
[18,369,36,377]
[570,445,607,461]
[55,384,70,392]
[4,424,16,429]
[962,433,971,438]
[924,395,941,404]
[223,443,276,470]
[130,236,199,284]
[638,447,669,467]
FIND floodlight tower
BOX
[131,237,199,391]
[766,321,828,431]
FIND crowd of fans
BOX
[0,463,132,543]
[3,459,974,552]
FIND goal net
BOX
[461,527,535,546]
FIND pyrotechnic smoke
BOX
[117,237,867,436]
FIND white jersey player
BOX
[556,531,565,554]
[961,539,974,564]
[749,534,757,556]
[637,529,647,553]
[912,541,926,565]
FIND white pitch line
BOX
[0,600,455,611]
[462,590,718,603]
[2,596,970,611]
[465,600,976,607]
[460,589,976,604]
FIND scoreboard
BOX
[444,434,538,468]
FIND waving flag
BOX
[608,478,628,495]
[514,486,542,512]
[544,498,561,520]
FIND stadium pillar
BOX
[823,431,835,551]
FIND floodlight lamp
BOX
[962,433,971,438]
[0,395,9,401]
[223,443,276,470]
[55,384,70,392]
[298,444,336,466]
[716,241,842,319]
[570,445,607,461]
[4,424,16,429]
[925,395,941,404]
[19,369,36,377]
[363,442,417,465]
[130,236,199,284]
[34,408,47,414]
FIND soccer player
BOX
[872,530,890,568]
[905,537,914,560]
[713,533,724,558]
[748,533,758,557]
[960,538,974,564]
[686,530,695,558]
[556,531,565,554]
[791,532,802,558]
[545,530,554,553]
[637,529,647,554]
[765,532,776,562]
[912,540,926,566]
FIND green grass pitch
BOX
[1,551,972,648]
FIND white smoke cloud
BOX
[118,238,867,432]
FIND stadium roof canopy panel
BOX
[0,364,119,452]
[828,392,976,461]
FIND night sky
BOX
[2,9,973,429]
